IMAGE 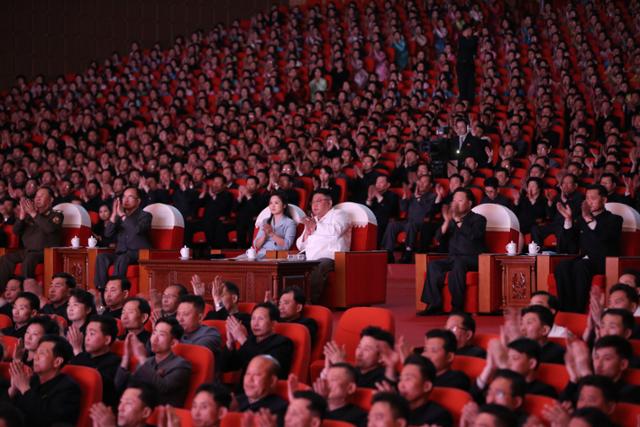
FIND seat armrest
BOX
[415,253,447,311]
[138,249,183,261]
[535,254,576,292]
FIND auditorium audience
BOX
[2,292,40,339]
[40,272,76,319]
[276,286,318,343]
[102,276,131,319]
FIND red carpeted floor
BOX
[332,264,503,348]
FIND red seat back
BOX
[334,307,395,360]
[430,387,473,425]
[143,203,185,249]
[274,322,311,383]
[62,364,103,427]
[303,304,333,362]
[173,343,215,407]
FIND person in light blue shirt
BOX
[252,193,297,259]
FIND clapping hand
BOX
[287,373,300,401]
[191,274,205,297]
[323,341,346,364]
[212,275,225,306]
[89,402,117,427]
[66,325,84,356]
[262,222,273,236]
[580,200,593,222]
[9,360,30,395]
[226,315,248,347]
[302,217,317,235]
[556,202,572,221]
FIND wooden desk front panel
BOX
[139,260,318,303]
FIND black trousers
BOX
[555,257,598,313]
[0,250,43,287]
[421,255,478,311]
[94,250,139,290]
[456,62,475,103]
[309,258,335,304]
[381,220,420,251]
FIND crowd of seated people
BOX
[0,270,639,426]
[0,0,639,425]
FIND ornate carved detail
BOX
[246,272,255,301]
[510,272,527,301]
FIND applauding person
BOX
[250,192,296,259]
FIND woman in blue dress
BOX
[252,192,297,259]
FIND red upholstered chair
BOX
[110,203,185,295]
[61,364,103,427]
[612,402,640,427]
[537,363,570,394]
[303,304,333,362]
[0,314,11,329]
[523,394,556,420]
[173,343,215,408]
[309,307,395,382]
[275,379,311,401]
[274,322,311,383]
[430,387,473,425]
[221,413,243,427]
[415,203,521,313]
[543,203,640,304]
[320,202,388,308]
[554,312,587,336]
[452,355,486,383]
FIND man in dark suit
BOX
[366,175,399,246]
[94,187,152,290]
[276,286,318,344]
[199,174,233,249]
[235,176,268,249]
[115,317,192,407]
[235,355,288,423]
[456,24,478,103]
[449,118,487,167]
[554,185,623,312]
[479,178,512,208]
[10,335,81,427]
[382,175,437,263]
[0,187,63,288]
[420,188,486,314]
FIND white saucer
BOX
[527,253,539,256]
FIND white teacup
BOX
[246,247,257,260]
[87,236,98,248]
[505,241,517,255]
[528,242,541,255]
[71,236,80,248]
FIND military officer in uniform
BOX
[94,187,152,290]
[0,187,63,288]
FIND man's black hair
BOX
[124,296,152,317]
[107,275,131,291]
[477,404,518,427]
[449,311,476,334]
[51,272,77,289]
[403,354,436,382]
[178,294,206,314]
[452,187,476,205]
[484,177,499,188]
[311,188,333,200]
[281,286,306,306]
[576,375,617,405]
[126,381,159,410]
[493,369,526,398]
[195,383,232,409]
[253,302,279,321]
[593,335,633,361]
[167,283,189,297]
[87,314,119,343]
[329,362,359,383]
[571,407,614,427]
[586,184,607,198]
[39,334,74,366]
[521,304,554,328]
[608,283,639,305]
[27,316,60,336]
[601,308,635,333]
[155,317,184,340]
[292,390,327,420]
[16,291,40,312]
[507,338,542,367]
[361,326,395,347]
[531,291,560,312]
[223,281,240,299]
[371,392,410,421]
[425,329,458,354]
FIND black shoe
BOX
[399,251,413,264]
[417,306,443,316]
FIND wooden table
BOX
[138,259,320,303]
[478,253,579,313]
[44,247,112,292]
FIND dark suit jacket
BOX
[368,191,399,228]
[437,211,487,257]
[115,352,192,407]
[222,333,293,380]
[558,209,623,272]
[105,207,152,253]
[448,134,487,165]
[202,191,233,221]
[13,373,81,427]
[400,192,437,225]
[515,195,549,234]
[70,351,121,407]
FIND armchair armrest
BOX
[535,254,575,293]
[329,250,387,308]
[139,248,185,261]
[415,253,447,311]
